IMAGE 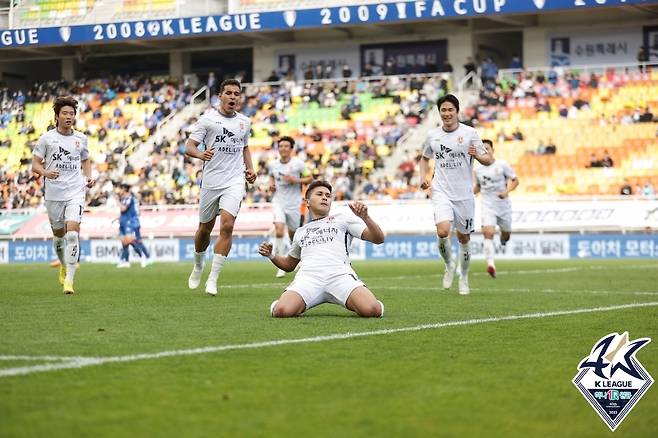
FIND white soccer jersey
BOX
[268,157,308,207]
[288,211,366,275]
[33,129,89,201]
[422,123,486,201]
[475,159,517,208]
[189,110,251,190]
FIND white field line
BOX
[1,301,656,378]
[375,286,658,296]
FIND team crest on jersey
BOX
[573,332,653,431]
[75,141,81,150]
[457,136,464,144]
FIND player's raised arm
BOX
[349,201,385,244]
[258,242,300,272]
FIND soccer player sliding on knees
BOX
[259,180,385,318]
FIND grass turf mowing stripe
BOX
[1,301,656,378]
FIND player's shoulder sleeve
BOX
[189,114,210,143]
[342,211,367,239]
[501,160,517,179]
[238,112,251,145]
[294,158,309,175]
[33,131,50,159]
[75,130,90,160]
[288,228,302,260]
[421,129,437,158]
[467,125,486,154]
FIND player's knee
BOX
[219,221,235,236]
[65,230,78,244]
[457,234,470,244]
[359,301,383,318]
[272,304,299,318]
[437,230,450,238]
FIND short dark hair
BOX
[305,180,332,199]
[120,183,131,192]
[482,139,494,149]
[53,95,78,118]
[437,94,459,112]
[278,136,295,148]
[219,79,242,94]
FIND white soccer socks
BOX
[483,238,495,267]
[53,236,65,265]
[438,237,453,266]
[64,231,79,283]
[188,251,205,289]
[205,253,226,296]
[458,242,471,295]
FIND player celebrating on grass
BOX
[419,94,492,295]
[259,180,385,318]
[474,139,519,278]
[185,79,256,296]
[268,135,312,278]
[31,96,93,294]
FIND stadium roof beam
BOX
[12,47,54,57]
[484,14,537,28]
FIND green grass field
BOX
[1,259,657,437]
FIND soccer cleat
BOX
[140,257,153,268]
[276,269,286,278]
[270,300,279,316]
[188,265,204,289]
[459,276,470,295]
[63,280,74,295]
[442,262,456,289]
[205,280,218,296]
[116,261,130,268]
[58,265,66,285]
[487,265,496,278]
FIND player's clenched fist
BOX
[258,242,274,259]
[202,148,214,161]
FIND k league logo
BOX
[573,332,653,431]
[283,10,297,28]
[532,0,546,9]
[59,26,71,42]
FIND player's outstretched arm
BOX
[258,242,300,272]
[349,202,385,244]
[243,146,256,184]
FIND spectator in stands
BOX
[511,127,524,141]
[440,59,454,73]
[587,153,602,168]
[643,182,655,198]
[509,55,523,70]
[639,107,654,123]
[601,150,614,167]
[544,139,557,155]
[463,56,477,86]
[266,70,279,82]
[342,64,353,78]
[620,180,633,195]
[638,46,649,73]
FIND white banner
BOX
[334,199,658,234]
[467,233,569,260]
[89,239,179,263]
[547,27,641,67]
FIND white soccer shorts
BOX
[285,271,365,311]
[273,202,301,232]
[198,184,246,223]
[431,196,475,234]
[45,196,85,230]
[481,203,512,232]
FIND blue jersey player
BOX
[117,184,152,268]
